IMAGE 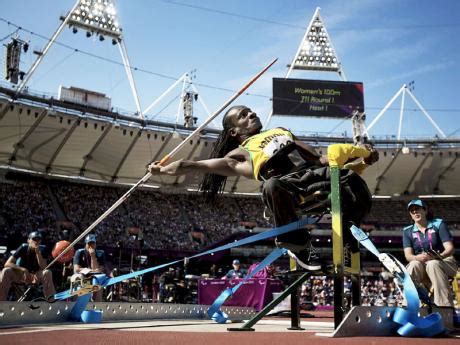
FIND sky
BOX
[1,0,459,139]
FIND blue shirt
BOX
[402,218,453,255]
[13,244,47,273]
[225,268,246,279]
[73,248,105,268]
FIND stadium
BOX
[0,1,459,344]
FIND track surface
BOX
[1,312,458,345]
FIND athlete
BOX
[149,105,378,269]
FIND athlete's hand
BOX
[363,144,379,165]
[149,160,183,176]
[148,161,162,174]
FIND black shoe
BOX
[287,243,322,271]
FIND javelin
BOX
[47,57,278,269]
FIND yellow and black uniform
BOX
[240,128,295,180]
[259,135,373,250]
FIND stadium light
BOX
[186,188,261,196]
[66,0,122,40]
[4,37,31,85]
[4,39,22,84]
[418,194,460,198]
[291,8,341,72]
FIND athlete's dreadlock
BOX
[200,106,245,201]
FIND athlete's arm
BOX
[148,148,253,179]
[295,140,328,166]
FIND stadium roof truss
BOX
[0,95,459,197]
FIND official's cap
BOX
[85,234,97,244]
[407,199,426,210]
[28,231,42,240]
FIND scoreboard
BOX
[273,78,364,118]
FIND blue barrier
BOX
[55,217,316,322]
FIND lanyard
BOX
[414,227,433,251]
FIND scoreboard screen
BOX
[273,78,364,118]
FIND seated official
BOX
[403,199,458,307]
[222,259,246,279]
[0,231,56,301]
[71,234,106,301]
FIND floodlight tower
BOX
[13,0,144,119]
[142,70,218,128]
[285,7,345,79]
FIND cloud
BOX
[367,60,455,89]
[370,39,436,67]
